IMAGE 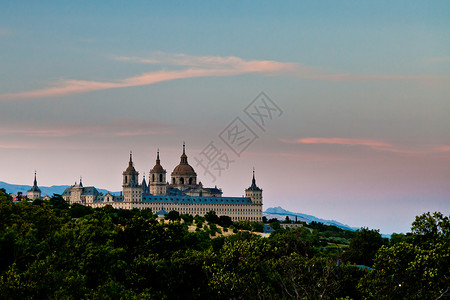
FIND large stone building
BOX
[62,144,263,221]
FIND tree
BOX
[343,227,388,267]
[165,210,180,222]
[69,203,93,218]
[218,215,232,227]
[180,213,194,225]
[358,212,450,299]
[205,210,219,224]
[49,194,69,210]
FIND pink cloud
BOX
[0,119,173,138]
[281,137,416,154]
[283,137,391,147]
[1,52,448,101]
[435,145,450,152]
[0,126,94,137]
[0,143,37,149]
[0,55,295,101]
[427,57,450,63]
[282,138,450,157]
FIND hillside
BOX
[264,206,357,231]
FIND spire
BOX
[247,168,262,191]
[129,151,133,165]
[156,149,160,164]
[180,142,188,164]
[142,174,147,190]
[79,176,83,187]
[33,170,37,187]
[252,167,256,186]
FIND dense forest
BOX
[0,189,448,299]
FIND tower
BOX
[70,177,84,204]
[171,143,197,187]
[149,149,167,195]
[27,171,41,200]
[122,152,142,202]
[245,169,262,205]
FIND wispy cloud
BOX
[426,57,450,63]
[281,137,450,156]
[0,119,173,137]
[283,137,391,148]
[1,52,448,101]
[0,143,37,149]
[0,54,296,101]
[115,53,298,72]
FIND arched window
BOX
[159,174,163,182]
[172,178,176,184]
[180,178,184,184]
[125,176,128,184]
[189,178,193,185]
[152,174,155,182]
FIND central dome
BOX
[171,143,197,179]
[172,163,196,175]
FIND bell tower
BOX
[122,152,142,202]
[150,149,167,195]
[245,169,263,221]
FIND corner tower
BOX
[150,150,167,195]
[245,169,262,205]
[27,171,41,200]
[122,152,142,202]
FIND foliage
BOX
[1,190,447,299]
[165,210,180,222]
[343,227,388,267]
[358,212,450,299]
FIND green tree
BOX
[218,215,232,227]
[358,212,450,299]
[205,210,219,224]
[166,210,180,222]
[343,227,388,267]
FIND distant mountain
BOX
[264,206,357,231]
[0,181,120,197]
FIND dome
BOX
[150,150,166,173]
[152,164,165,172]
[172,163,196,175]
[123,152,138,175]
[171,143,197,176]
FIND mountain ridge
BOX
[264,206,358,231]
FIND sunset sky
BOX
[1,1,449,233]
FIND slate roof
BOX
[141,195,253,204]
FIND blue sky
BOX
[1,1,449,233]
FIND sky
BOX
[1,1,449,233]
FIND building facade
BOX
[62,145,263,221]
